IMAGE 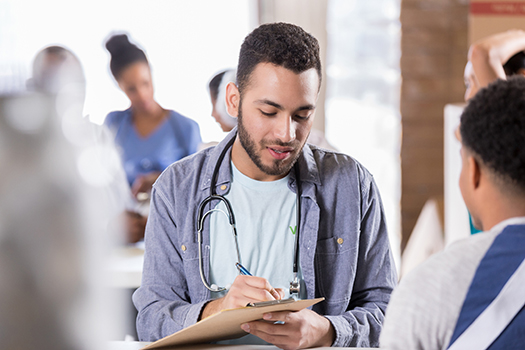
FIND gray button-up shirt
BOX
[133,128,397,347]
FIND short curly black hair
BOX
[236,22,321,94]
[460,76,525,193]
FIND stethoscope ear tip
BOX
[210,284,219,291]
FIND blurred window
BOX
[326,0,402,266]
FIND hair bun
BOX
[105,33,148,80]
[105,34,132,56]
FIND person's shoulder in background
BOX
[104,108,131,131]
[380,231,499,350]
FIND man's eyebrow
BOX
[255,99,284,110]
[255,99,316,111]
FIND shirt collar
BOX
[488,216,525,235]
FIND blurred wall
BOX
[400,0,469,250]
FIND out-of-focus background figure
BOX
[0,45,124,350]
[104,33,202,200]
[464,29,525,101]
[31,46,147,244]
[208,68,238,132]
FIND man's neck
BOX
[479,197,525,231]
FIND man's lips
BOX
[267,146,294,160]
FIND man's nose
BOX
[274,115,296,142]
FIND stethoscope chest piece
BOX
[289,276,300,297]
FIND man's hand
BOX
[200,275,284,320]
[240,308,335,350]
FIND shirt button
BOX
[220,185,227,191]
[337,238,344,245]
[181,245,187,251]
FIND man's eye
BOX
[260,110,277,116]
[295,114,310,121]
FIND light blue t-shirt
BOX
[209,162,300,299]
[209,162,302,345]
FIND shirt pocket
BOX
[178,241,201,261]
[314,236,356,305]
[179,242,209,301]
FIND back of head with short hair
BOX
[460,76,525,194]
[208,70,227,101]
[31,45,85,94]
[236,22,321,94]
[105,34,148,81]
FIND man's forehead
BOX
[244,63,320,90]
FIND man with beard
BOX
[133,22,397,349]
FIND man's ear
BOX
[468,155,482,190]
[225,82,240,118]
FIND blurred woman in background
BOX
[104,33,201,199]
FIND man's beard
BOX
[237,101,304,177]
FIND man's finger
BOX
[241,320,290,337]
[239,276,280,300]
[263,311,294,323]
[274,288,286,299]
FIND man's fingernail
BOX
[263,313,272,320]
[241,324,250,333]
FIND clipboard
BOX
[142,297,324,349]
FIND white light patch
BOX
[76,145,118,187]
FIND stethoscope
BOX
[197,135,302,297]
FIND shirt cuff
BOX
[325,315,353,347]
[182,300,210,329]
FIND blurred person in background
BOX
[464,29,525,101]
[104,33,202,201]
[198,68,238,150]
[31,46,145,244]
[209,68,238,132]
[0,45,124,350]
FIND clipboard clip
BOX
[246,297,296,307]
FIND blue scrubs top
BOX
[104,108,201,186]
